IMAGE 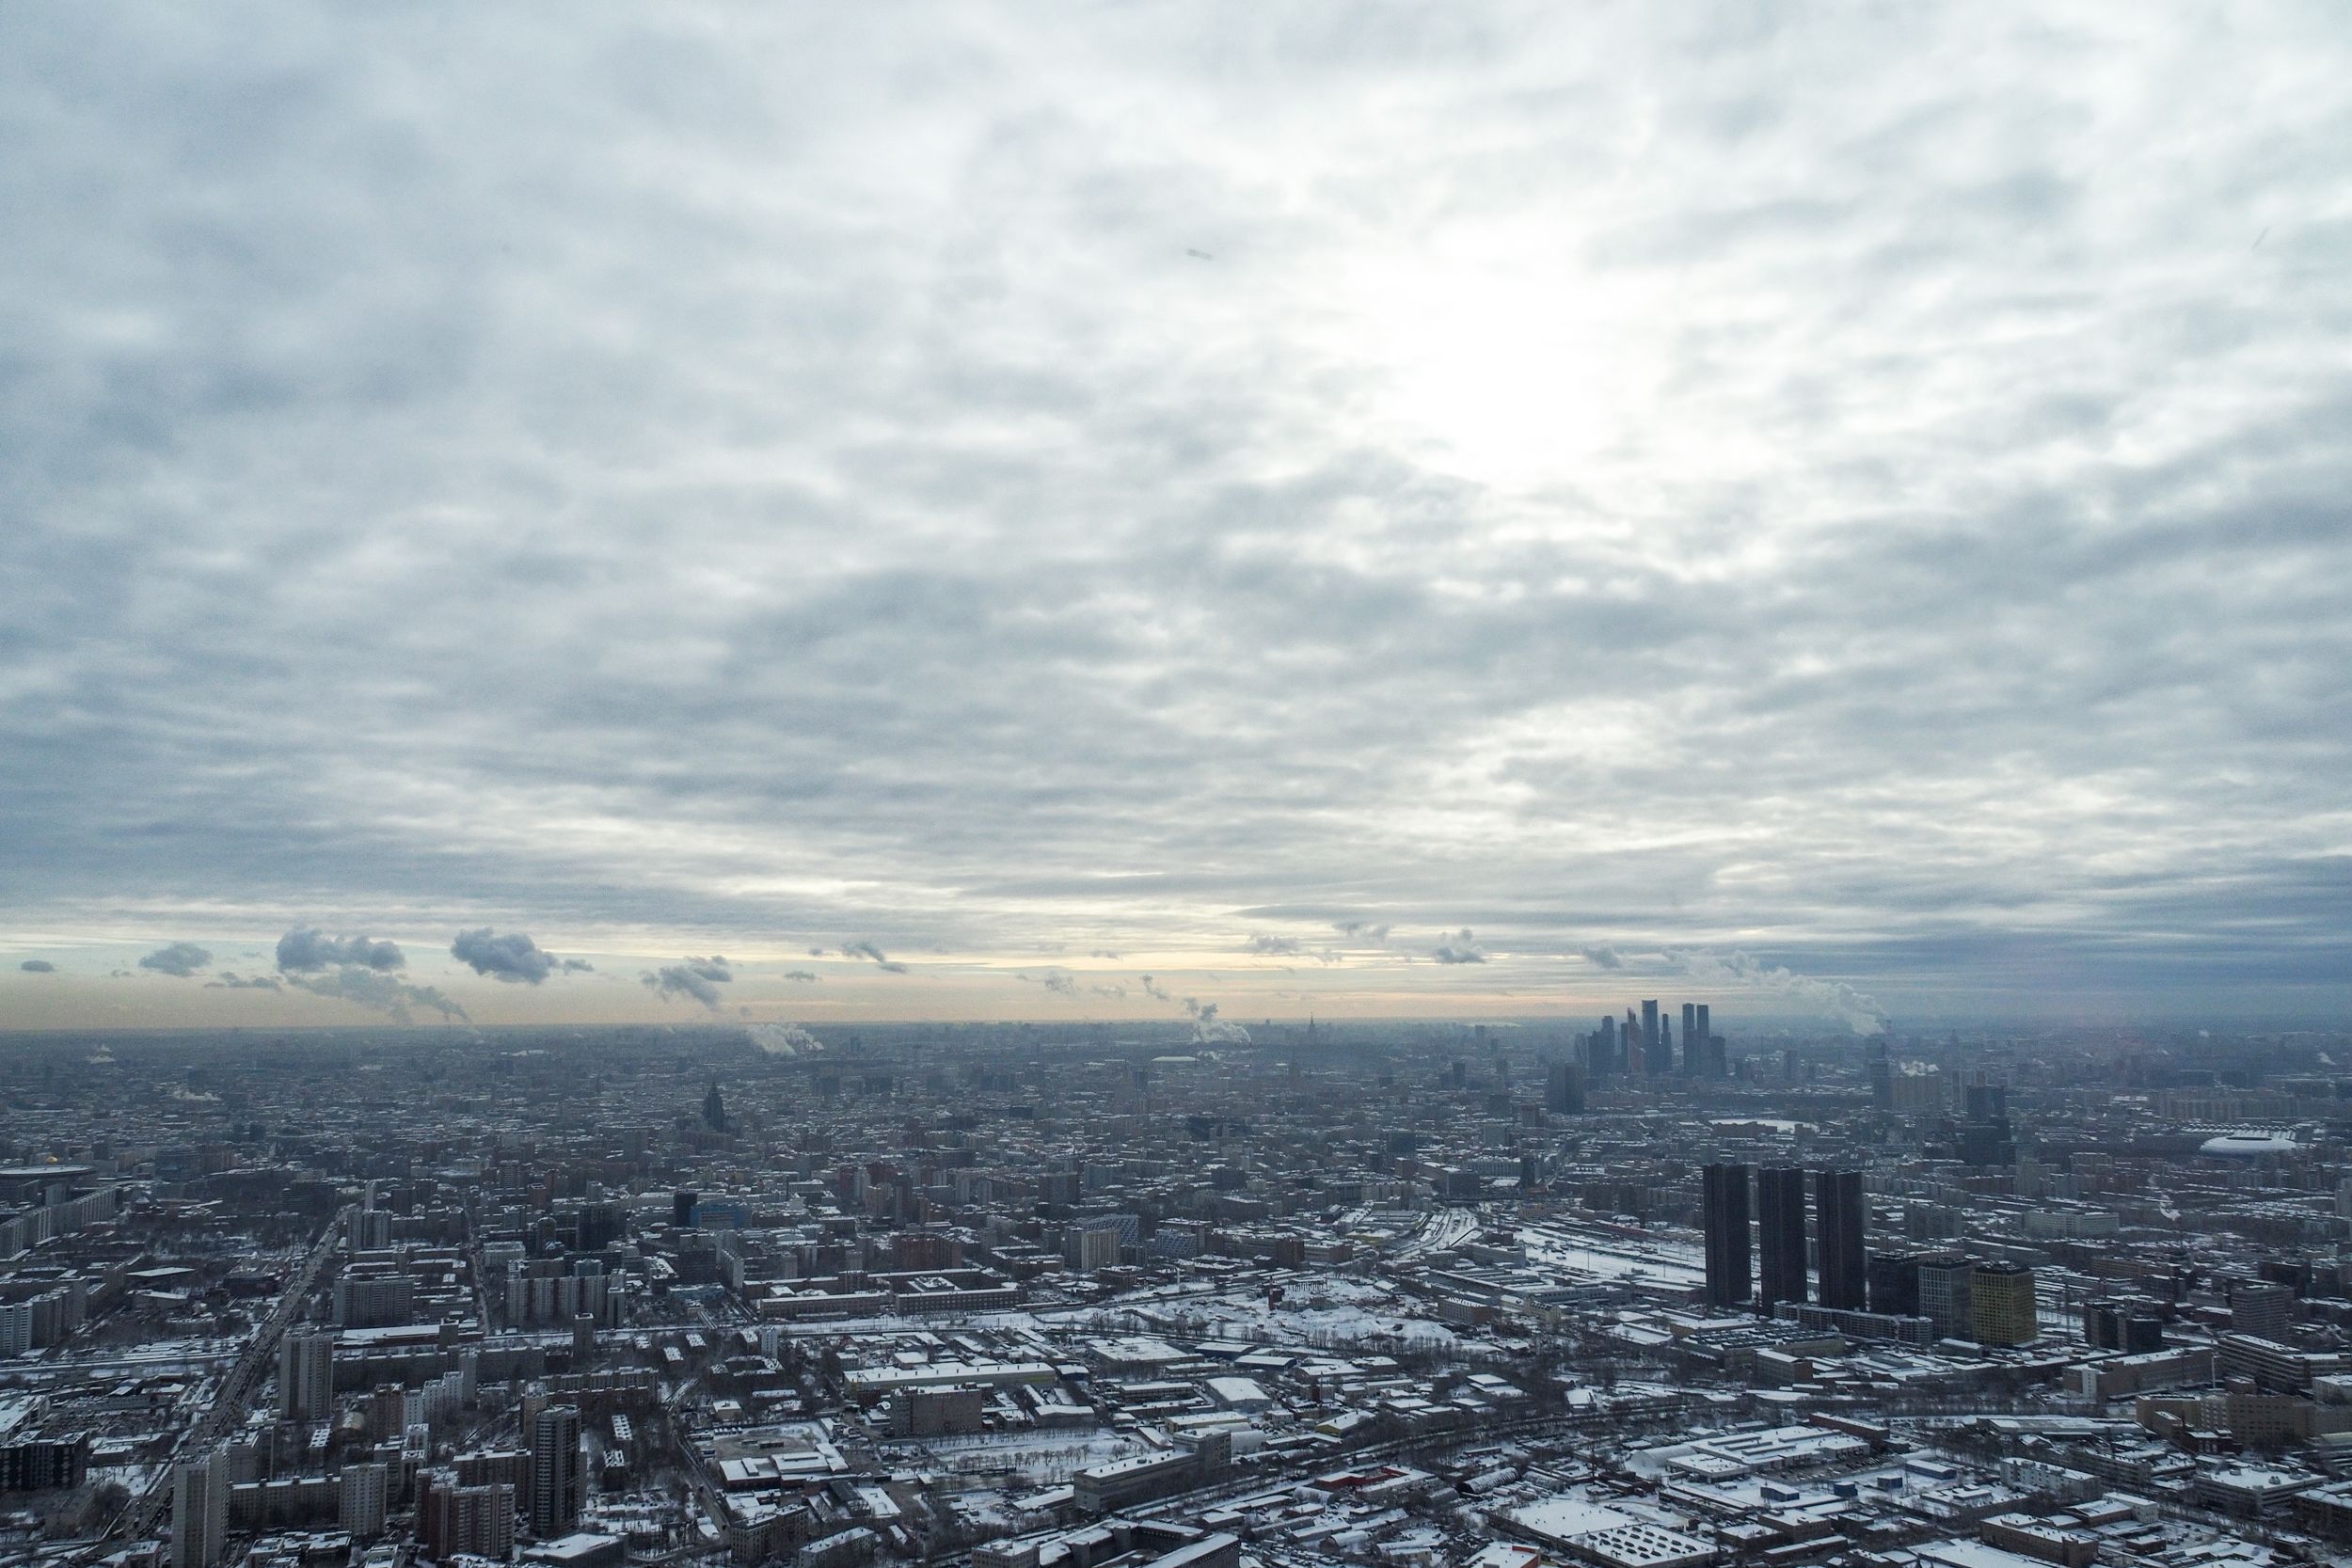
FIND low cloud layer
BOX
[6,8,2350,1022]
[19,958,56,974]
[138,942,212,978]
[1431,929,1487,966]
[643,957,733,1009]
[450,927,560,984]
[840,942,908,974]
[276,929,403,974]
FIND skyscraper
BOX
[1694,1005,1712,1074]
[278,1325,334,1420]
[531,1403,582,1536]
[1642,1001,1661,1074]
[1681,1004,1698,1074]
[1545,1060,1585,1116]
[1815,1169,1867,1311]
[1701,1164,1751,1309]
[170,1447,230,1568]
[1756,1167,1808,1310]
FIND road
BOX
[90,1206,351,1555]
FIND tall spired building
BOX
[702,1078,726,1134]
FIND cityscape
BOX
[8,1011,2352,1568]
[8,5,2351,1568]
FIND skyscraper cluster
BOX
[1580,1000,1723,1079]
[1700,1164,1867,1315]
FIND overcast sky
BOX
[4,4,2348,1033]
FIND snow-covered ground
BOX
[1077,1275,1464,1354]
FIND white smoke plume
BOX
[1664,948,1888,1035]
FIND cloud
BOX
[643,958,732,1008]
[561,958,595,973]
[1431,929,1486,965]
[1243,933,1302,957]
[1137,974,1171,1003]
[1580,945,1624,970]
[276,928,404,974]
[286,966,466,1023]
[18,958,56,973]
[138,942,212,977]
[1089,949,1121,959]
[450,927,560,984]
[205,972,281,990]
[1333,921,1391,944]
[840,941,907,974]
[782,969,819,982]
[4,7,2352,1023]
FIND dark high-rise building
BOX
[1596,1015,1618,1078]
[1642,1002,1662,1074]
[1545,1060,1585,1116]
[702,1078,727,1133]
[1953,1074,2016,1165]
[1867,1250,1920,1317]
[1815,1169,1867,1311]
[1701,1164,1751,1308]
[2085,1300,2166,1354]
[530,1404,581,1536]
[1695,1005,1712,1074]
[574,1199,625,1255]
[1680,1005,1698,1074]
[1756,1167,1808,1310]
[1868,1039,1893,1108]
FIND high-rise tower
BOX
[1701,1164,1752,1309]
[170,1447,230,1568]
[531,1404,582,1536]
[1815,1169,1867,1311]
[1756,1166,1808,1310]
